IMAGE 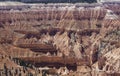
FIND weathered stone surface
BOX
[0,2,120,76]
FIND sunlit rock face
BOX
[0,3,120,76]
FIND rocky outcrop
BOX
[0,3,120,76]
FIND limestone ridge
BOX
[0,2,120,76]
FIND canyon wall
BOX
[0,3,120,76]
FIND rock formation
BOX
[0,2,120,76]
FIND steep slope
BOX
[0,3,120,76]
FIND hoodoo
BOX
[0,1,120,76]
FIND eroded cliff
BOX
[0,3,120,76]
